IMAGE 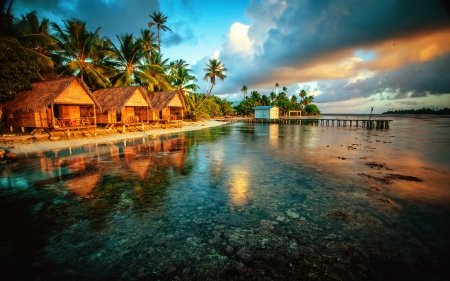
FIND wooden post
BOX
[51,102,55,128]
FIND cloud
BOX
[194,0,450,104]
[314,53,450,103]
[163,20,198,47]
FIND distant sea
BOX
[1,114,449,280]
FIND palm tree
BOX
[15,11,56,73]
[168,59,189,76]
[275,82,279,95]
[300,89,307,104]
[109,33,171,91]
[139,29,158,58]
[1,0,16,37]
[261,95,271,106]
[196,58,227,110]
[269,91,276,103]
[172,67,199,93]
[51,18,111,88]
[148,11,172,52]
[144,49,174,91]
[250,90,262,105]
[282,86,288,93]
[240,85,248,99]
[303,96,311,106]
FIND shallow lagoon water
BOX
[1,115,450,280]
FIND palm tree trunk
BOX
[195,84,214,110]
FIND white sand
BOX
[5,120,229,155]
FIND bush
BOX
[304,104,321,115]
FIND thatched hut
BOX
[148,91,186,121]
[93,86,152,125]
[5,76,99,132]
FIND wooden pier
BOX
[244,118,392,129]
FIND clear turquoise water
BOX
[1,116,449,280]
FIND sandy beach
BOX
[1,120,228,155]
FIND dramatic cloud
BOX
[198,0,450,108]
[314,53,450,103]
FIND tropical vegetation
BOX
[0,1,234,118]
[382,107,450,115]
[234,85,320,116]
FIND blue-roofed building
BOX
[253,106,280,119]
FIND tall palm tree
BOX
[172,67,199,93]
[300,89,307,104]
[203,58,227,96]
[51,18,111,88]
[269,91,276,104]
[109,33,166,89]
[144,49,174,91]
[168,59,189,76]
[275,82,279,94]
[15,11,56,73]
[282,86,288,93]
[196,58,227,110]
[139,29,158,57]
[148,11,172,52]
[240,85,248,99]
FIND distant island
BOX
[382,107,450,115]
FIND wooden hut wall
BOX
[54,80,95,105]
[8,108,49,128]
[123,107,135,122]
[123,90,150,122]
[167,96,183,107]
[161,108,171,120]
[96,111,115,124]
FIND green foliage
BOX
[0,37,39,103]
[234,86,321,116]
[184,93,234,120]
[304,104,321,115]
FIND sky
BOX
[13,0,450,113]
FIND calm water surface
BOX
[1,115,449,280]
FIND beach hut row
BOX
[4,76,186,135]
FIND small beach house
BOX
[253,106,280,119]
[5,76,99,132]
[148,90,186,121]
[93,86,152,125]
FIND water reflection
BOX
[1,121,450,280]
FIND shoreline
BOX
[2,120,228,155]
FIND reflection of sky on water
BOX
[1,116,450,280]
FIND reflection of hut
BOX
[127,159,152,180]
[5,76,99,132]
[93,86,152,125]
[66,173,100,195]
[148,91,185,121]
[253,106,279,119]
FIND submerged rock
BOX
[286,209,300,219]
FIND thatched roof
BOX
[93,86,151,113]
[148,90,186,111]
[5,76,99,112]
